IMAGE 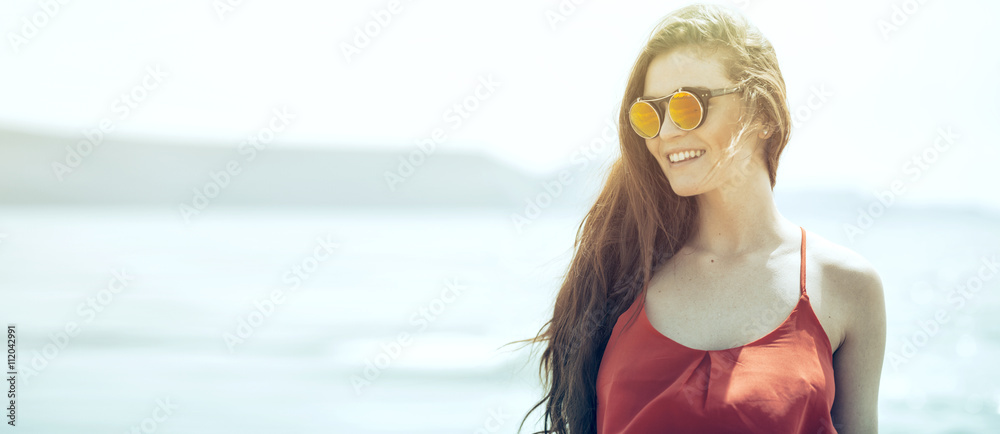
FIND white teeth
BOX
[668,149,704,163]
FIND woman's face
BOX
[642,47,760,197]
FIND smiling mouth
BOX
[668,149,705,164]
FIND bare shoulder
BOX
[804,229,886,349]
[804,230,887,431]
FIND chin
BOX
[668,182,703,197]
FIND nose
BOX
[656,115,685,141]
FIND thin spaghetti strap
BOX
[799,226,807,297]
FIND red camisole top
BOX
[596,227,837,433]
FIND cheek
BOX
[702,105,743,146]
[645,140,659,159]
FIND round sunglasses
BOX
[628,86,741,138]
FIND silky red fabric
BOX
[596,227,837,433]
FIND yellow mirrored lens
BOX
[668,92,702,130]
[629,102,660,138]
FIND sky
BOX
[1,0,998,211]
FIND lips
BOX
[667,149,705,164]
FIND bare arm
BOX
[830,262,887,433]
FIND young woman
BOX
[513,4,886,433]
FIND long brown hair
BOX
[504,4,793,434]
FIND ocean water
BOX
[0,205,997,433]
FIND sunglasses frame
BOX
[629,86,741,138]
